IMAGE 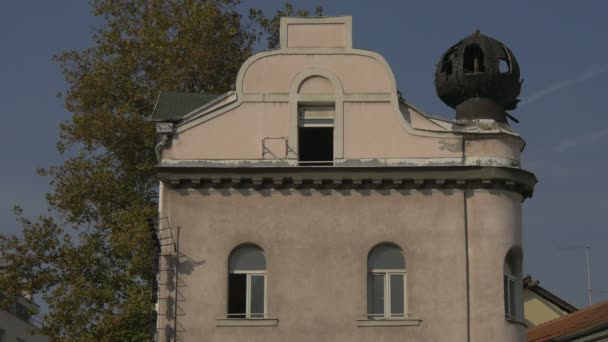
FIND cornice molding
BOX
[157,166,536,198]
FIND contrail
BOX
[520,64,608,106]
[554,127,608,152]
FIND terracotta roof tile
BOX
[527,300,608,341]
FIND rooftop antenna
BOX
[559,245,592,305]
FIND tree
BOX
[0,1,321,340]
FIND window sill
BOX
[357,318,422,327]
[216,318,279,327]
[505,317,526,328]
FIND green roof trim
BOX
[149,91,222,122]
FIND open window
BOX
[367,243,406,320]
[504,249,522,321]
[441,47,457,76]
[499,46,511,74]
[228,245,266,319]
[463,44,485,74]
[298,104,334,166]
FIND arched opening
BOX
[367,243,406,319]
[441,47,457,75]
[499,46,511,74]
[463,44,485,73]
[228,244,266,319]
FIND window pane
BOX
[503,275,509,315]
[368,244,405,270]
[229,245,266,272]
[509,278,517,318]
[390,274,404,316]
[298,127,333,164]
[250,275,265,319]
[368,274,384,317]
[16,303,30,321]
[228,274,246,318]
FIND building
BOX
[150,16,536,342]
[0,295,48,342]
[524,276,578,328]
[527,300,608,342]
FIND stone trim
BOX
[280,16,353,49]
[158,156,521,168]
[288,68,345,159]
[157,166,536,198]
[216,318,279,327]
[356,318,422,327]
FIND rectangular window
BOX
[250,275,265,319]
[228,273,265,319]
[298,104,334,166]
[390,274,405,317]
[368,274,385,317]
[368,272,405,319]
[504,274,518,320]
[503,275,509,316]
[228,274,247,318]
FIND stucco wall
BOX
[166,102,290,160]
[242,54,391,94]
[343,102,461,159]
[467,190,525,342]
[156,186,524,342]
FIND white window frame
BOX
[504,271,519,321]
[297,103,335,166]
[368,268,407,320]
[228,270,267,320]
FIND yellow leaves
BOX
[0,1,325,340]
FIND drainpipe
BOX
[155,122,174,162]
[462,136,471,342]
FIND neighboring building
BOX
[527,300,608,342]
[524,276,578,328]
[0,295,48,342]
[150,16,536,342]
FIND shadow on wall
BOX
[179,254,206,275]
[162,253,205,341]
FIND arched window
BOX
[367,243,406,319]
[441,47,457,76]
[228,244,266,319]
[499,46,511,74]
[463,44,485,73]
[504,249,522,321]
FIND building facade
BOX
[151,16,536,342]
[523,276,578,328]
[0,295,48,342]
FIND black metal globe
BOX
[434,30,522,122]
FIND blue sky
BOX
[1,1,607,309]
